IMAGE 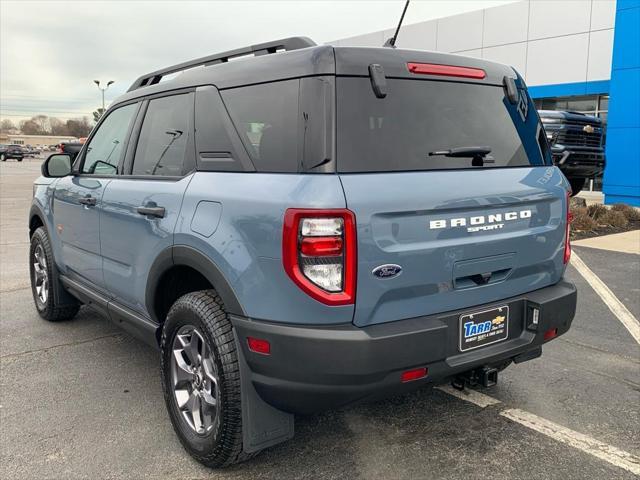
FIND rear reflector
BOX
[543,328,558,342]
[247,337,271,355]
[407,62,486,79]
[564,190,572,264]
[401,367,428,383]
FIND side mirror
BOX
[42,154,72,178]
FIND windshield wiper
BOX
[429,146,494,166]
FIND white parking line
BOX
[501,408,640,476]
[439,387,640,475]
[571,251,640,345]
[436,384,501,408]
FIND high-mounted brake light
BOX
[564,190,572,264]
[283,209,356,305]
[407,62,486,79]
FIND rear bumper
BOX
[232,280,577,415]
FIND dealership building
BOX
[334,0,639,206]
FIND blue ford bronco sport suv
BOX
[29,37,577,467]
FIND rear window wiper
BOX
[428,146,494,166]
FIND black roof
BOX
[114,37,517,107]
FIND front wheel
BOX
[160,290,253,468]
[29,227,80,321]
[1,154,5,161]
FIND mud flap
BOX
[235,335,294,454]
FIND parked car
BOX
[539,110,605,195]
[0,144,24,161]
[23,145,41,157]
[30,37,577,468]
[58,141,84,159]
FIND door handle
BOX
[78,195,97,206]
[137,205,166,218]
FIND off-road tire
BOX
[29,227,80,321]
[569,178,585,196]
[160,290,255,468]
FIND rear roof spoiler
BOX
[127,36,316,92]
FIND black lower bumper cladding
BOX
[232,280,576,415]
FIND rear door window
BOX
[132,94,192,176]
[221,80,299,172]
[336,77,549,173]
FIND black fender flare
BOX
[145,245,245,323]
[28,203,77,307]
[29,204,47,236]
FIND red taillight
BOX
[300,236,344,257]
[407,62,486,79]
[564,191,572,264]
[283,209,356,306]
[247,337,271,355]
[401,367,428,383]
[543,328,558,342]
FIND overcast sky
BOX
[1,0,515,123]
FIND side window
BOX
[82,103,137,174]
[221,79,299,172]
[132,94,191,176]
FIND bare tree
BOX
[65,117,92,138]
[20,119,44,135]
[93,108,105,124]
[0,119,17,132]
[32,115,51,134]
[50,117,69,136]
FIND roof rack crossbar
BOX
[127,36,316,92]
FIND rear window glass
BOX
[336,77,549,173]
[221,80,299,172]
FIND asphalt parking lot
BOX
[1,159,639,479]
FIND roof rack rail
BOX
[127,36,316,92]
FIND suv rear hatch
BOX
[334,54,569,327]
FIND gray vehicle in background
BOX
[29,37,577,467]
[539,110,605,194]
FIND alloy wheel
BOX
[171,325,220,435]
[32,244,49,305]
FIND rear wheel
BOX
[29,227,80,321]
[17,158,22,162]
[160,290,253,468]
[569,178,585,196]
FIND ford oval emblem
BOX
[372,264,403,279]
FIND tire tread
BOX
[160,290,256,468]
[30,227,79,322]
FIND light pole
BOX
[94,80,114,112]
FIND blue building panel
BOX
[607,69,640,129]
[603,2,640,206]
[528,80,609,99]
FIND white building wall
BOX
[333,0,616,87]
